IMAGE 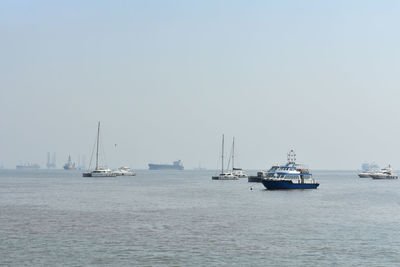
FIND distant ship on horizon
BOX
[16,163,40,169]
[63,155,76,170]
[148,160,184,170]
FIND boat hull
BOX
[262,179,319,190]
[371,175,398,179]
[212,176,238,180]
[91,173,116,177]
[64,166,77,170]
[114,172,136,176]
[248,176,262,183]
[82,172,116,177]
[358,174,372,178]
[148,164,184,170]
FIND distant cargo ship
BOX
[148,160,184,170]
[16,163,40,169]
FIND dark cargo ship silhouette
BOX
[148,160,184,170]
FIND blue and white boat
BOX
[261,150,319,190]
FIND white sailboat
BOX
[231,137,247,178]
[82,122,116,177]
[212,134,238,180]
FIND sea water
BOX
[0,169,399,266]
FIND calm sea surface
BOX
[0,169,399,266]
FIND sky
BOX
[1,0,400,170]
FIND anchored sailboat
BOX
[82,122,116,177]
[212,134,238,180]
[231,137,247,178]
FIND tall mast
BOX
[232,137,235,171]
[96,121,100,170]
[221,134,224,173]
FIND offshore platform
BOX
[46,152,56,169]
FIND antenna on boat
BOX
[232,137,235,171]
[287,149,296,164]
[95,121,100,170]
[221,134,224,174]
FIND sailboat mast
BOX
[232,137,235,171]
[95,121,100,170]
[221,134,224,173]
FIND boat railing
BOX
[297,169,311,174]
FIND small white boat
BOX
[358,170,376,178]
[370,165,398,179]
[358,162,379,178]
[232,168,247,178]
[113,167,136,176]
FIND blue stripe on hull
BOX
[262,180,319,190]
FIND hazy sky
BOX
[1,0,400,170]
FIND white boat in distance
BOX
[370,165,398,179]
[113,167,136,176]
[358,162,379,178]
[358,169,377,178]
[212,134,239,180]
[83,122,116,177]
[232,168,247,178]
